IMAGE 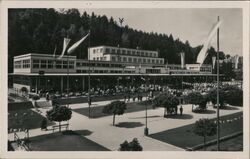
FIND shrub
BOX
[119,138,143,151]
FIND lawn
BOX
[197,135,243,151]
[8,109,55,131]
[73,101,154,118]
[27,130,109,151]
[149,112,243,150]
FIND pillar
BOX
[82,76,85,91]
[61,76,63,93]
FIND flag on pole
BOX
[196,20,222,64]
[67,32,90,54]
[53,45,57,58]
[58,38,71,59]
[235,55,239,69]
[180,52,185,69]
[212,56,216,69]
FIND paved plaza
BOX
[8,98,243,151]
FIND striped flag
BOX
[53,45,57,58]
[58,38,71,59]
[212,56,216,69]
[196,20,222,64]
[67,32,90,54]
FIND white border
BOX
[0,1,249,159]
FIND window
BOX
[133,58,137,63]
[32,59,39,69]
[105,48,110,53]
[23,59,30,68]
[136,51,140,56]
[156,60,159,64]
[14,60,22,69]
[69,61,74,69]
[123,57,127,62]
[97,57,99,60]
[93,57,96,60]
[143,59,146,63]
[93,49,96,53]
[117,49,121,54]
[63,61,68,69]
[141,52,144,56]
[147,59,150,63]
[128,57,132,62]
[41,60,47,68]
[47,60,53,68]
[145,52,148,56]
[111,56,116,61]
[112,49,116,53]
[132,51,135,55]
[100,48,103,53]
[152,59,155,63]
[138,58,142,63]
[127,50,131,55]
[122,50,126,54]
[149,53,152,57]
[56,61,62,69]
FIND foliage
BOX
[8,9,227,73]
[222,85,243,106]
[207,88,227,108]
[193,118,217,150]
[153,92,179,116]
[46,105,72,123]
[187,92,204,106]
[102,101,126,125]
[119,138,143,151]
[40,118,47,130]
[32,95,40,101]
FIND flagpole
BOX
[216,16,220,151]
[88,29,91,118]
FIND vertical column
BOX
[82,76,85,91]
[35,76,38,94]
[61,76,63,93]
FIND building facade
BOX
[11,46,213,93]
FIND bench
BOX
[52,124,69,132]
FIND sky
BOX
[79,8,242,56]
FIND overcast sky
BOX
[80,8,242,56]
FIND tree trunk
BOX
[204,135,206,151]
[58,122,61,132]
[113,114,116,126]
[164,108,166,117]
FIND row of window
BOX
[110,56,164,64]
[92,47,157,57]
[76,70,136,74]
[76,62,123,68]
[33,59,75,69]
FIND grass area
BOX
[28,130,109,151]
[8,109,55,131]
[73,101,154,118]
[197,135,243,151]
[149,112,243,150]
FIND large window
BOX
[63,61,68,69]
[123,57,127,62]
[111,56,116,61]
[47,60,53,68]
[56,61,62,69]
[14,60,22,69]
[112,49,116,53]
[105,48,110,53]
[23,59,30,68]
[133,58,137,63]
[128,57,132,62]
[41,60,47,68]
[147,59,151,63]
[32,59,39,69]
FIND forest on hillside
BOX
[8,8,227,73]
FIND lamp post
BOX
[144,75,149,136]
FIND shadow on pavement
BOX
[220,106,239,110]
[116,122,144,128]
[129,115,161,119]
[73,130,93,136]
[62,130,92,136]
[166,114,193,120]
[193,109,216,114]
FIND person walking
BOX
[180,106,183,116]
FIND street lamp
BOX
[144,75,149,136]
